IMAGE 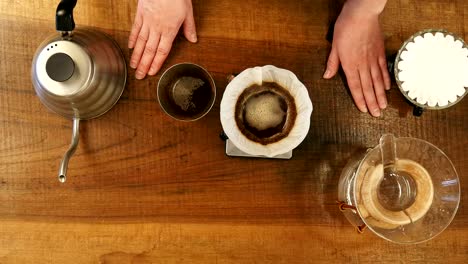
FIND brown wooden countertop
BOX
[0,0,467,263]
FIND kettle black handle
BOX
[56,0,77,32]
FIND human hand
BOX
[129,0,197,79]
[324,0,391,117]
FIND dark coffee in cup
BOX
[235,82,296,145]
[158,63,216,121]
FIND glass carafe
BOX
[338,134,460,244]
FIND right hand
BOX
[128,0,197,80]
[324,0,391,117]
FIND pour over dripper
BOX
[338,134,460,244]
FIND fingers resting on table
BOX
[128,0,393,118]
[324,0,391,117]
[128,0,197,80]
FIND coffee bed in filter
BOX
[220,65,313,158]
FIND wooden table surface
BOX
[1,0,467,263]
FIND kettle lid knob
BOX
[46,52,75,82]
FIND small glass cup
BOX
[157,63,216,121]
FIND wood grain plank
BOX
[0,220,467,263]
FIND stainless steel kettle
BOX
[31,0,127,183]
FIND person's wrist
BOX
[344,0,387,17]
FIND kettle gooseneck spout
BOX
[58,118,80,183]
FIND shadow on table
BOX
[276,141,367,226]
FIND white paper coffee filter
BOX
[220,65,313,157]
[396,31,468,107]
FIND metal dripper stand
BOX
[219,132,293,159]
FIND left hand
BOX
[128,0,197,79]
